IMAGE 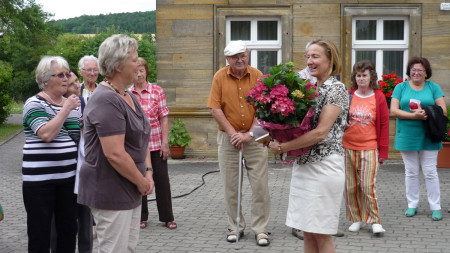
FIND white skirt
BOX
[286,154,345,234]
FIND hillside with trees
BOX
[0,1,157,124]
[50,11,156,34]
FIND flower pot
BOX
[169,145,186,159]
[437,142,450,168]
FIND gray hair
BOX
[35,56,69,90]
[305,41,313,54]
[78,55,99,71]
[98,34,138,77]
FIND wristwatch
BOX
[146,167,153,172]
[249,131,254,137]
[277,144,282,153]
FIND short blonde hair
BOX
[98,34,138,77]
[35,56,69,90]
[309,39,342,77]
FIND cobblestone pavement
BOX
[1,115,450,252]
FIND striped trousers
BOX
[344,149,381,224]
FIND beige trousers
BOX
[91,205,141,253]
[217,130,271,234]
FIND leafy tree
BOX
[137,36,157,83]
[50,11,156,34]
[0,60,13,124]
[46,33,86,70]
[0,0,62,123]
[0,0,62,105]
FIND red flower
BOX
[379,73,403,105]
[245,62,317,127]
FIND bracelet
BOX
[146,167,153,172]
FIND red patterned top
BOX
[128,82,170,151]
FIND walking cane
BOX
[235,150,243,250]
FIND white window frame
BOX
[351,16,409,79]
[225,17,282,69]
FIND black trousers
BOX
[141,150,174,222]
[23,178,77,253]
[50,203,93,253]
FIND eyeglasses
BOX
[229,55,248,61]
[410,69,425,74]
[82,68,99,73]
[51,72,71,79]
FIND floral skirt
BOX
[286,154,345,234]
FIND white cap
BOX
[224,40,247,56]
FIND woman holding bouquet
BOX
[343,60,389,234]
[390,57,446,221]
[268,39,348,253]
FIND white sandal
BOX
[255,232,270,246]
[226,229,243,242]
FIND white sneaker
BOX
[372,224,385,234]
[348,222,362,232]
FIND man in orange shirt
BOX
[207,40,271,246]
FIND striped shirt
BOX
[22,95,81,185]
[128,82,169,151]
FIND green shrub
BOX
[0,61,13,124]
[168,119,192,147]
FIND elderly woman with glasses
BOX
[390,57,447,221]
[77,34,154,252]
[22,55,82,252]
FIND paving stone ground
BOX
[1,114,450,252]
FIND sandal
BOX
[255,232,270,246]
[432,210,442,221]
[226,229,244,242]
[165,221,177,229]
[405,208,417,217]
[140,221,147,229]
[291,228,304,240]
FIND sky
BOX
[34,0,156,21]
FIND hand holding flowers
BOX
[246,62,318,156]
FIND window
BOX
[226,17,282,74]
[214,5,292,73]
[341,4,422,86]
[352,17,409,79]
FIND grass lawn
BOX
[0,124,23,143]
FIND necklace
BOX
[42,91,64,106]
[104,79,127,96]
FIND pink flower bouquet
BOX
[246,62,318,156]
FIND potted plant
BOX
[437,106,450,168]
[168,119,192,159]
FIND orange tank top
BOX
[342,92,378,150]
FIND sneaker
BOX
[291,228,304,240]
[372,224,385,234]
[348,222,362,232]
